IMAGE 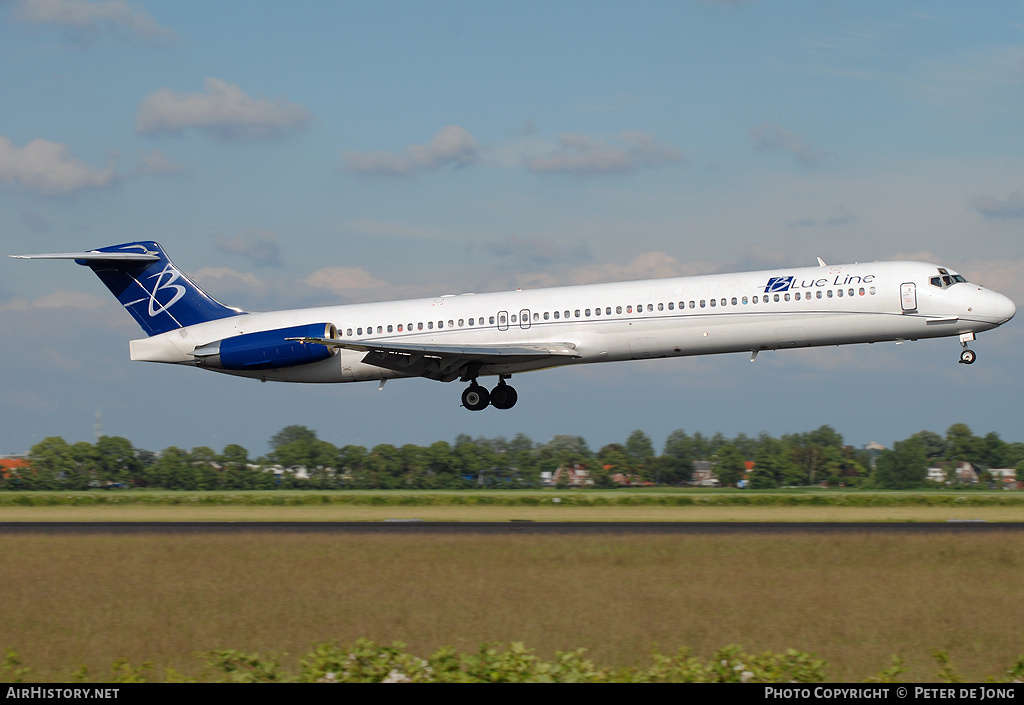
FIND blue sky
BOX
[2,0,1022,457]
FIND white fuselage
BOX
[128,260,1015,384]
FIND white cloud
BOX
[12,0,172,40]
[0,291,108,311]
[136,78,312,142]
[193,267,263,290]
[304,267,390,293]
[344,126,479,176]
[751,123,832,166]
[0,136,116,195]
[526,131,683,176]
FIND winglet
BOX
[817,257,827,267]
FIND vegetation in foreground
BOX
[5,422,1023,492]
[5,641,1024,683]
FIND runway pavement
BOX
[1,521,1022,534]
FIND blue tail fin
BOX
[79,241,244,336]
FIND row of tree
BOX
[5,423,1022,492]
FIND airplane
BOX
[10,241,1016,411]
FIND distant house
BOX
[551,463,592,487]
[954,461,979,484]
[691,460,720,487]
[990,468,1019,490]
[926,461,985,485]
[0,458,29,480]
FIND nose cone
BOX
[996,292,1016,324]
[978,288,1016,325]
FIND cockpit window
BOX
[930,270,968,290]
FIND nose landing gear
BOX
[958,332,976,365]
[461,378,518,411]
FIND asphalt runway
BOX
[1,521,1022,534]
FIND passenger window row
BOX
[341,287,877,337]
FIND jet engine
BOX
[191,323,337,370]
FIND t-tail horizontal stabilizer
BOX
[9,241,244,336]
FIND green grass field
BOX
[2,489,1023,523]
[2,532,1022,682]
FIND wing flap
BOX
[289,336,580,382]
[292,336,580,359]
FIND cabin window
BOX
[689,301,696,309]
[668,302,674,310]
[564,311,570,319]
[837,289,843,298]
[827,290,833,299]
[585,309,591,317]
[616,306,623,314]
[626,305,632,313]
[816,291,823,299]
[772,294,778,302]
[700,300,706,308]
[553,311,560,319]
[658,303,664,311]
[469,318,475,326]
[710,299,717,307]
[575,310,581,318]
[731,297,738,306]
[387,325,393,333]
[593,308,600,316]
[742,296,748,305]
[605,307,612,315]
[869,287,875,295]
[848,288,854,297]
[794,293,801,301]
[428,321,434,330]
[489,316,495,324]
[533,313,539,321]
[458,319,464,327]
[543,312,549,320]
[647,304,653,312]
[346,328,353,336]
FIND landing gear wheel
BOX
[462,385,490,411]
[490,383,518,410]
[959,349,976,365]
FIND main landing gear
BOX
[461,379,518,411]
[959,333,977,365]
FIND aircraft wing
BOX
[291,336,581,382]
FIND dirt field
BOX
[2,532,1022,682]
